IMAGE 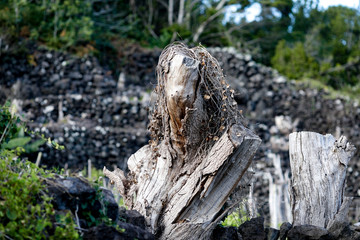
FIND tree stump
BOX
[103,43,261,239]
[289,132,356,229]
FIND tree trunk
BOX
[289,132,356,229]
[266,153,291,228]
[177,0,185,24]
[103,43,261,239]
[168,0,174,25]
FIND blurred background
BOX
[1,0,360,93]
[1,0,360,228]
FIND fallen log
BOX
[289,132,356,229]
[103,43,261,239]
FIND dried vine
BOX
[148,42,244,160]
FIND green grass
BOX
[295,77,360,103]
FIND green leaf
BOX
[24,139,46,153]
[35,221,45,232]
[2,137,31,149]
[89,214,95,223]
[6,209,17,220]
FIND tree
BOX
[103,43,261,239]
[271,40,319,79]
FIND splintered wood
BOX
[103,43,261,240]
[289,132,356,229]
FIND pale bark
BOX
[104,44,261,239]
[177,0,185,24]
[266,153,292,228]
[168,0,174,25]
[289,132,356,228]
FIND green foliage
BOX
[0,102,78,239]
[1,0,359,103]
[79,166,123,228]
[272,40,319,79]
[0,102,63,159]
[0,0,93,50]
[80,185,114,228]
[321,62,360,89]
[82,166,104,183]
[221,208,251,227]
[0,158,79,239]
[0,101,23,144]
[272,4,360,91]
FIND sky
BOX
[225,0,359,22]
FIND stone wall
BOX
[1,45,360,223]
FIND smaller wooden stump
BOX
[289,132,356,229]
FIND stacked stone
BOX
[1,45,360,223]
[0,47,151,171]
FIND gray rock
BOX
[55,78,70,89]
[266,227,280,240]
[94,74,104,82]
[42,61,50,68]
[46,176,96,210]
[337,225,360,240]
[211,226,242,240]
[238,217,266,240]
[279,222,292,240]
[50,74,60,82]
[118,207,146,229]
[287,225,334,240]
[69,71,83,79]
[83,223,154,240]
[45,176,120,228]
[100,188,119,221]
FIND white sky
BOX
[225,0,359,22]
[319,0,359,9]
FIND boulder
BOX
[279,222,292,240]
[45,176,119,225]
[287,225,334,240]
[83,223,154,240]
[211,226,242,240]
[238,217,266,240]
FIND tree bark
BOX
[177,0,185,24]
[266,153,291,228]
[289,132,356,229]
[168,0,174,25]
[103,43,261,239]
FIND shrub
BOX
[0,158,79,239]
[271,40,319,80]
[0,102,78,239]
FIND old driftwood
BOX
[104,43,261,239]
[289,132,356,229]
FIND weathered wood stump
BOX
[103,43,261,239]
[289,132,356,229]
